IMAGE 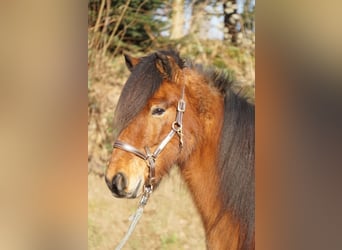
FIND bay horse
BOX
[105,50,255,249]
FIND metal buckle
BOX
[177,99,186,112]
[139,185,153,206]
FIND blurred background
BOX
[88,0,255,249]
[0,1,341,250]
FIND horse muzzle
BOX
[105,173,143,198]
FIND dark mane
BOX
[114,50,254,247]
[113,50,184,138]
[219,88,255,248]
[188,60,255,248]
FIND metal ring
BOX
[172,121,182,132]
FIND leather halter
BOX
[113,86,186,189]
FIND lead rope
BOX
[115,148,156,250]
[114,185,153,250]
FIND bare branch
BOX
[89,0,106,49]
[111,0,149,56]
[103,0,131,55]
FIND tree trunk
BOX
[170,0,184,39]
[223,0,240,44]
[189,1,208,39]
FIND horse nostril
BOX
[105,175,112,190]
[112,173,127,195]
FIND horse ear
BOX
[155,52,181,82]
[124,54,140,72]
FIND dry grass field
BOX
[88,168,206,250]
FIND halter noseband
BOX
[113,87,186,189]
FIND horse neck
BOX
[179,71,244,249]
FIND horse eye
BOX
[151,107,165,116]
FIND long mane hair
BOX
[188,61,255,248]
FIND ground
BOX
[88,168,206,250]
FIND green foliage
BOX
[241,0,255,31]
[88,0,169,54]
[160,233,179,249]
[213,57,227,69]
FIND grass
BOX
[160,233,179,249]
